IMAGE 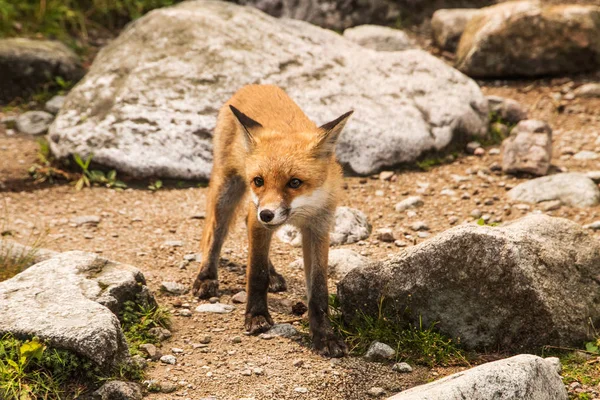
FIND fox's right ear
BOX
[229,105,262,151]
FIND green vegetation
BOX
[476,218,499,227]
[329,295,468,367]
[28,138,74,184]
[73,153,126,190]
[148,179,163,191]
[120,296,172,354]
[416,157,443,172]
[483,111,515,146]
[0,0,183,41]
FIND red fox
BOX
[192,84,352,357]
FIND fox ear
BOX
[229,105,262,150]
[315,110,353,158]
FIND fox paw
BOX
[245,313,274,335]
[268,272,287,293]
[192,278,219,299]
[314,333,347,358]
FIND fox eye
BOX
[288,178,302,189]
[253,177,264,187]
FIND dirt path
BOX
[2,73,600,399]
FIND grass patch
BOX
[416,157,443,172]
[329,295,468,367]
[120,296,172,354]
[481,111,515,146]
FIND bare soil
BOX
[2,37,600,400]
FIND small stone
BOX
[573,150,599,161]
[410,221,429,231]
[394,240,407,247]
[161,281,189,295]
[489,148,500,155]
[574,83,600,98]
[267,323,298,338]
[367,387,385,397]
[184,253,200,261]
[417,232,430,238]
[392,362,413,373]
[474,147,485,156]
[16,111,54,135]
[45,95,66,114]
[584,221,600,230]
[586,171,600,183]
[179,309,192,317]
[365,341,395,361]
[160,382,178,393]
[70,215,101,227]
[292,359,304,367]
[253,367,264,375]
[148,327,172,341]
[163,240,184,247]
[259,333,275,340]
[209,297,219,304]
[195,303,234,313]
[231,291,247,304]
[379,171,395,181]
[94,381,143,400]
[294,387,309,393]
[232,336,242,343]
[199,335,212,344]
[241,369,252,376]
[160,355,176,365]
[448,216,459,225]
[139,343,158,359]
[171,347,184,354]
[131,355,148,369]
[376,228,395,242]
[440,189,456,196]
[394,196,424,212]
[540,200,561,211]
[471,209,482,219]
[466,141,481,154]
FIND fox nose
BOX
[259,209,275,223]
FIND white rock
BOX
[364,341,395,361]
[573,150,599,161]
[290,248,369,280]
[394,196,424,212]
[508,173,600,207]
[160,355,177,365]
[195,303,235,314]
[343,25,416,52]
[16,111,54,136]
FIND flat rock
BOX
[290,248,370,280]
[231,291,247,304]
[502,119,552,176]
[431,9,480,52]
[338,215,600,351]
[0,247,152,368]
[45,95,66,114]
[392,362,413,373]
[389,355,566,399]
[508,173,600,207]
[70,215,101,227]
[160,281,188,295]
[395,196,424,212]
[48,0,488,179]
[195,303,235,314]
[0,38,83,104]
[267,323,298,338]
[365,341,395,361]
[456,2,600,77]
[574,83,600,98]
[278,207,371,247]
[93,380,143,400]
[343,25,416,51]
[573,150,599,161]
[16,111,54,136]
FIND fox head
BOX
[229,105,352,229]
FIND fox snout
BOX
[257,203,290,226]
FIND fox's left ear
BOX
[229,105,263,151]
[315,110,354,158]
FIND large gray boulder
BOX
[343,25,416,51]
[0,248,153,368]
[0,38,83,104]
[508,173,600,207]
[338,215,600,351]
[388,355,567,400]
[49,0,488,180]
[456,2,600,77]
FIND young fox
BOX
[192,84,352,357]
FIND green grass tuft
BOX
[120,297,172,354]
[329,295,468,367]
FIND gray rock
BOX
[267,323,298,338]
[586,171,600,183]
[93,380,143,400]
[45,95,66,114]
[376,228,395,242]
[139,343,159,360]
[574,83,600,98]
[365,341,395,361]
[148,327,172,341]
[290,248,370,280]
[508,173,600,207]
[410,221,429,231]
[160,281,188,295]
[195,303,235,314]
[584,221,600,230]
[368,387,385,397]
[501,119,552,176]
[160,355,176,365]
[16,111,54,136]
[279,207,371,247]
[573,150,599,161]
[338,215,600,351]
[431,9,481,52]
[160,382,178,393]
[130,354,148,369]
[70,215,101,227]
[343,25,416,52]
[487,95,528,124]
[0,38,83,104]
[395,196,424,212]
[163,240,184,247]
[49,1,488,180]
[465,141,481,154]
[389,355,566,399]
[0,249,151,368]
[392,362,413,373]
[231,291,247,304]
[456,2,600,77]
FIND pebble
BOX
[470,209,482,219]
[16,111,54,135]
[365,341,395,361]
[160,355,176,365]
[584,221,600,230]
[70,215,101,227]
[292,359,304,367]
[160,382,178,393]
[440,189,456,196]
[195,303,235,314]
[161,281,189,295]
[179,309,192,317]
[417,232,430,238]
[573,150,599,160]
[394,240,407,247]
[448,216,459,225]
[376,228,395,242]
[466,141,481,154]
[267,324,298,338]
[394,196,424,212]
[171,348,184,354]
[392,362,413,373]
[586,171,600,183]
[253,367,264,375]
[294,387,309,393]
[139,343,158,359]
[148,327,172,341]
[163,240,184,247]
[209,297,220,304]
[474,147,485,156]
[232,336,242,343]
[231,291,247,304]
[379,171,395,181]
[241,369,252,376]
[410,221,429,231]
[367,387,385,397]
[488,148,500,155]
[45,95,66,114]
[199,335,212,344]
[540,200,561,211]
